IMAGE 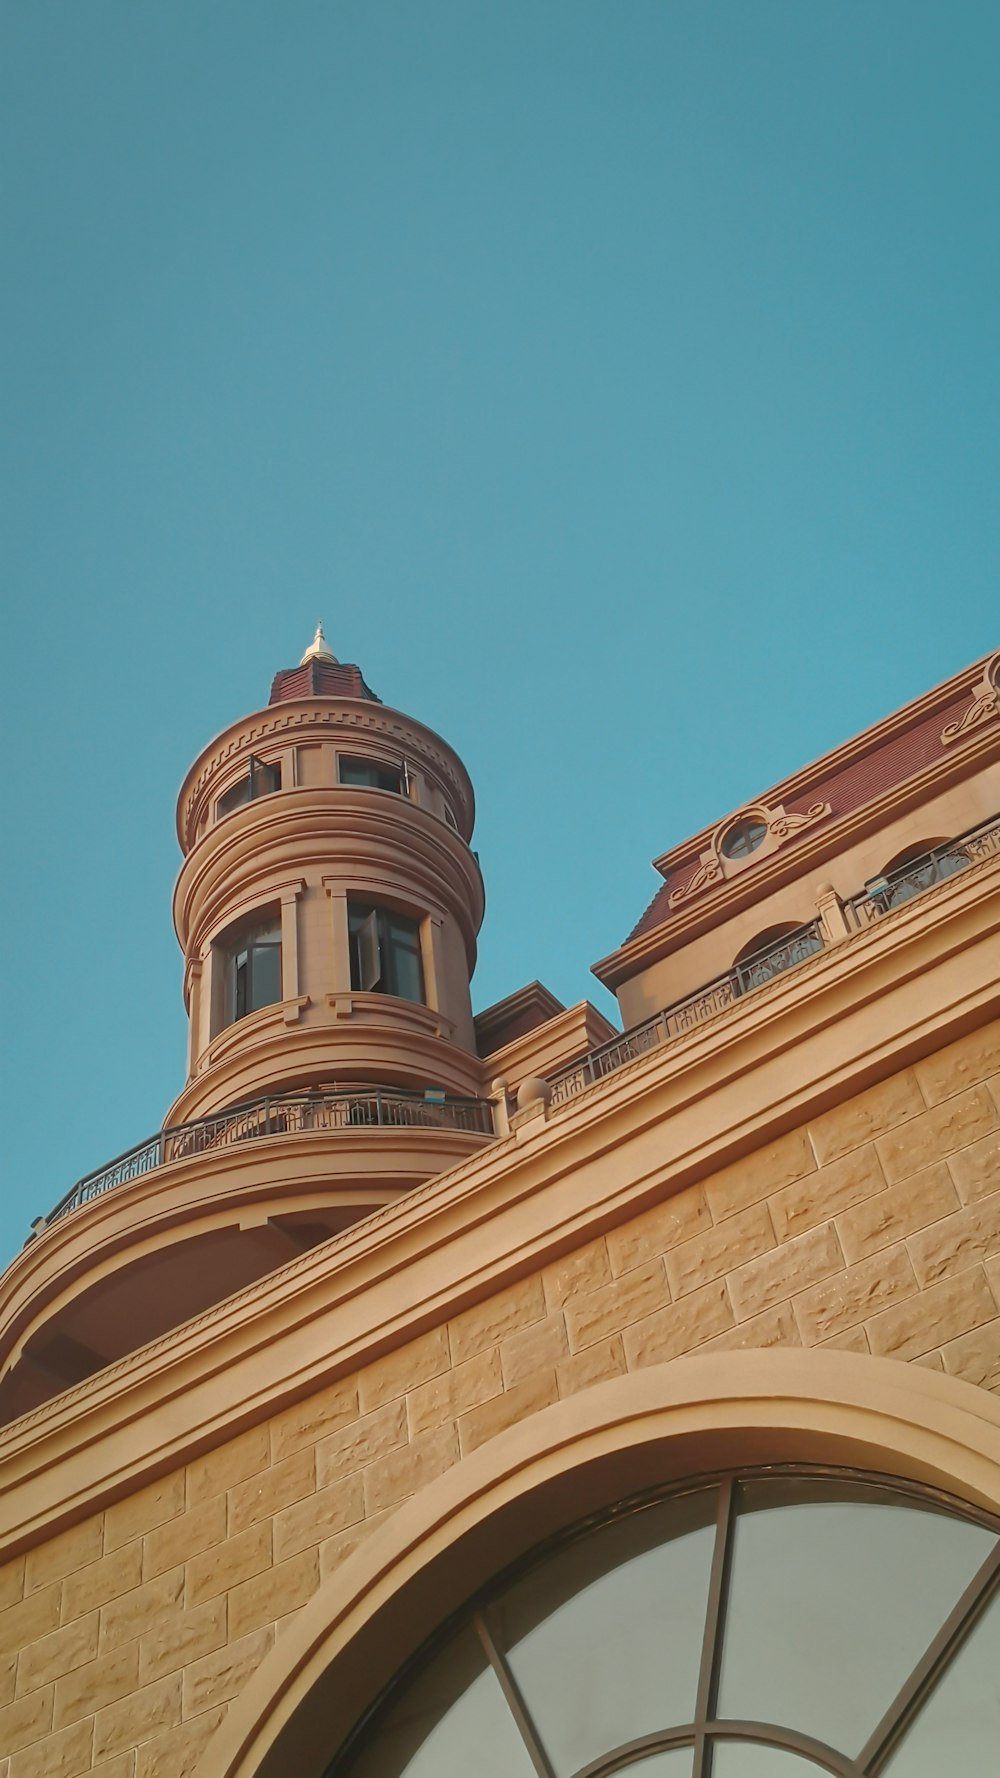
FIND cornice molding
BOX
[0,861,997,1553]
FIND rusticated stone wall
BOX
[0,1020,998,1778]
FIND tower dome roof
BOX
[268,624,381,705]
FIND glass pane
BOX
[249,941,281,1012]
[718,1480,996,1759]
[492,1490,717,1777]
[882,1584,1000,1777]
[341,1623,536,1778]
[387,922,423,1002]
[710,1742,830,1775]
[624,1752,695,1776]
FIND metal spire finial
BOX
[300,622,338,666]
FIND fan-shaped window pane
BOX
[717,1480,996,1758]
[492,1490,717,1778]
[711,1743,832,1775]
[344,1624,537,1778]
[625,1752,695,1775]
[881,1587,1000,1776]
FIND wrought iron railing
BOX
[549,922,824,1108]
[845,813,1000,928]
[43,1087,494,1228]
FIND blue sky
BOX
[1,1,996,1263]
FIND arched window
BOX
[218,911,282,1028]
[872,839,970,911]
[720,818,768,861]
[331,1468,1000,1778]
[732,922,823,995]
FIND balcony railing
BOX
[549,921,824,1108]
[41,1087,494,1229]
[845,814,1000,928]
[550,809,1000,1111]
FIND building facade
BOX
[0,634,999,1778]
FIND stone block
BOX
[93,1675,182,1763]
[915,1022,1000,1106]
[940,1320,1000,1390]
[408,1349,502,1438]
[556,1335,627,1395]
[16,1613,98,1695]
[0,1560,24,1614]
[0,1689,53,1756]
[449,1277,546,1365]
[186,1522,271,1608]
[563,1259,668,1352]
[728,1224,844,1323]
[135,1706,226,1778]
[99,1567,184,1653]
[949,1130,1000,1204]
[458,1371,559,1455]
[623,1281,733,1369]
[836,1164,959,1264]
[810,1072,925,1165]
[364,1426,459,1515]
[54,1644,139,1729]
[0,1655,13,1708]
[316,1399,407,1486]
[605,1190,710,1277]
[867,1267,998,1360]
[227,1448,315,1537]
[795,1244,918,1345]
[138,1597,227,1686]
[319,1514,385,1582]
[273,1474,365,1564]
[500,1315,569,1386]
[358,1326,450,1413]
[142,1496,226,1583]
[0,1585,61,1659]
[700,1302,800,1354]
[24,1519,103,1595]
[181,1627,273,1717]
[187,1426,270,1506]
[269,1380,358,1463]
[9,1717,93,1778]
[666,1204,775,1299]
[907,1197,1000,1288]
[62,1544,142,1624]
[819,1325,870,1353]
[228,1550,319,1640]
[88,1755,135,1778]
[542,1238,613,1307]
[876,1088,999,1185]
[705,1130,815,1221]
[105,1474,185,1554]
[771,1146,886,1244]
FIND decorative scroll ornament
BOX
[768,800,832,839]
[941,665,1000,745]
[668,799,833,908]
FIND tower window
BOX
[217,757,282,820]
[348,904,424,1003]
[221,915,282,1026]
[721,817,768,860]
[339,756,405,795]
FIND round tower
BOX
[0,634,494,1424]
[170,625,486,1118]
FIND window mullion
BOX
[692,1477,736,1778]
[856,1539,1000,1774]
[473,1609,556,1778]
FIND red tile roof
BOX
[268,661,381,705]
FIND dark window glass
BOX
[348,904,424,1003]
[223,917,282,1026]
[882,848,970,909]
[217,759,281,818]
[721,818,768,860]
[339,757,404,795]
[734,925,823,993]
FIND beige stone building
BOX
[1,631,999,1778]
